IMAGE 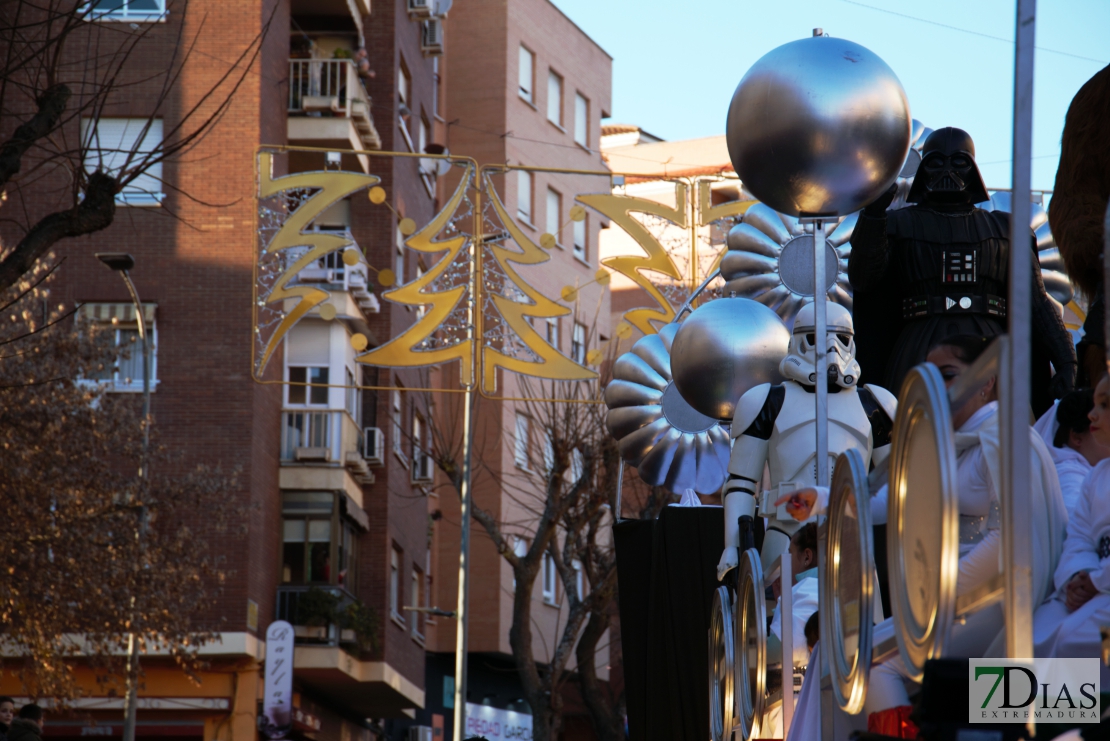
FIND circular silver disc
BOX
[734,548,766,740]
[777,235,839,297]
[709,586,736,741]
[823,448,874,713]
[888,364,959,682]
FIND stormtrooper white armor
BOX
[717,302,897,579]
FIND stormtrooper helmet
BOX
[779,302,861,388]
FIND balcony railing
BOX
[288,59,381,149]
[283,239,380,314]
[281,410,374,483]
[275,585,358,647]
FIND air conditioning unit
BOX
[421,18,444,55]
[408,727,433,741]
[295,446,331,463]
[363,427,384,466]
[407,0,432,18]
[411,452,434,483]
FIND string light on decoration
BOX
[538,203,588,250]
[560,268,612,303]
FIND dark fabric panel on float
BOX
[615,506,724,741]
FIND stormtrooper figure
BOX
[717,302,897,579]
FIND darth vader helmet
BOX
[906,127,989,206]
[780,301,861,389]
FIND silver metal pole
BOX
[813,220,829,488]
[780,553,794,737]
[1001,0,1035,662]
[452,222,479,741]
[802,216,833,741]
[119,270,150,741]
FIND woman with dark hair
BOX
[1035,388,1110,515]
[775,334,1067,732]
[1035,373,1110,691]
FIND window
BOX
[345,367,359,421]
[572,323,586,364]
[281,492,359,589]
[514,413,531,469]
[79,303,158,393]
[574,560,584,600]
[542,431,554,474]
[512,537,528,589]
[413,411,426,467]
[518,46,534,103]
[545,317,559,350]
[545,188,561,244]
[84,0,166,22]
[392,388,407,461]
[573,214,587,262]
[82,118,164,205]
[420,115,430,155]
[395,224,406,284]
[569,447,584,484]
[288,366,329,405]
[391,546,404,622]
[542,553,557,604]
[517,170,533,224]
[574,94,589,147]
[411,566,425,639]
[398,63,410,106]
[546,70,563,126]
[416,263,427,319]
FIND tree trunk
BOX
[576,602,624,741]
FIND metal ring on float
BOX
[822,449,873,713]
[887,364,959,682]
[734,548,766,740]
[709,586,735,741]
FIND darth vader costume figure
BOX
[849,127,1075,415]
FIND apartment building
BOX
[397,2,615,741]
[0,0,450,738]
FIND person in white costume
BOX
[1034,388,1110,517]
[1034,374,1110,687]
[762,524,820,739]
[777,335,1068,727]
[717,302,897,580]
[769,523,820,668]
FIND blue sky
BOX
[550,0,1109,191]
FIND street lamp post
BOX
[95,253,151,741]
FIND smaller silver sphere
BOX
[670,298,789,420]
[726,36,911,217]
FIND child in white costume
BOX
[1034,375,1110,687]
[777,335,1067,728]
[1034,388,1110,517]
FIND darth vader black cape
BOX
[850,204,1069,418]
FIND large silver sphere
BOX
[726,36,912,217]
[670,298,789,420]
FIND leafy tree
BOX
[0,258,240,700]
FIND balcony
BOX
[277,584,425,716]
[276,585,360,647]
[288,59,382,168]
[284,239,381,317]
[281,410,375,486]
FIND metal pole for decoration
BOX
[1001,0,1036,665]
[95,252,151,741]
[451,218,484,741]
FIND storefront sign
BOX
[464,703,532,741]
[260,621,295,739]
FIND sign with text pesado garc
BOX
[260,620,295,739]
[969,658,1100,724]
[465,703,533,741]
